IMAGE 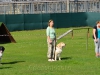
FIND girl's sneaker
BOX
[52,59,55,61]
[48,59,52,61]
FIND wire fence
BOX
[0,0,100,14]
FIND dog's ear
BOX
[57,43,62,48]
[0,46,5,52]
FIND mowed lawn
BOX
[0,27,100,75]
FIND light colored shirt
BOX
[46,26,56,39]
[97,28,100,38]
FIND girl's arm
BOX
[46,27,52,43]
[47,36,52,43]
[93,29,97,42]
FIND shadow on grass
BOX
[61,57,72,60]
[0,67,12,69]
[1,61,25,65]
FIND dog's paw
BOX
[59,58,61,61]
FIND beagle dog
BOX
[55,42,66,61]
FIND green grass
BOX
[0,27,100,75]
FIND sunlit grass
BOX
[0,27,100,75]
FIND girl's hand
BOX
[95,38,98,43]
[49,39,52,44]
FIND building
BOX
[0,0,100,14]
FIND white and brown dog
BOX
[0,46,5,64]
[55,42,66,61]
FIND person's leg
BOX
[94,40,99,57]
[98,39,100,56]
[51,39,56,60]
[47,41,53,61]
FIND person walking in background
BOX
[93,21,100,57]
[46,20,56,61]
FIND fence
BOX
[0,0,100,14]
[0,12,100,31]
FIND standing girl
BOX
[93,21,100,57]
[46,20,56,61]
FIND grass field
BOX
[0,27,100,75]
